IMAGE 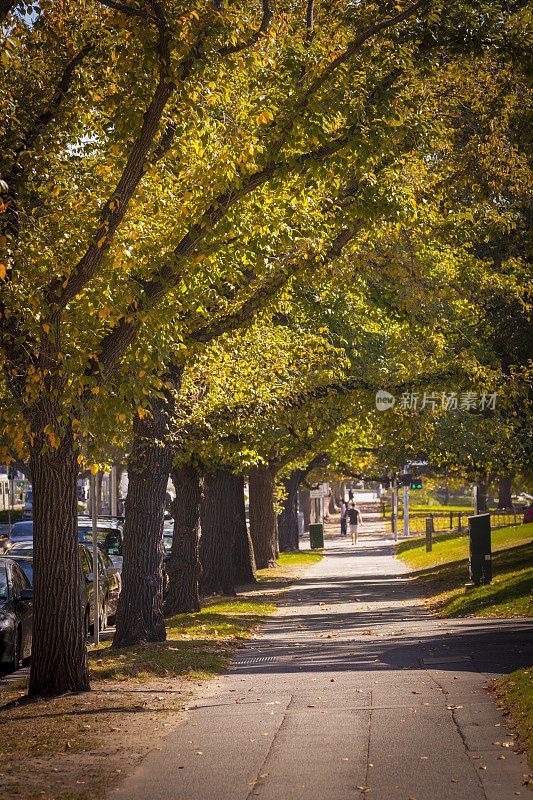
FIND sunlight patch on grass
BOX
[400,537,533,619]
[88,596,276,682]
[398,523,533,570]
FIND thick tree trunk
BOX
[29,423,89,695]
[476,472,489,513]
[113,407,174,647]
[498,474,513,509]
[164,465,203,616]
[249,465,277,569]
[442,485,450,505]
[299,488,311,531]
[232,475,257,585]
[200,470,238,596]
[278,470,301,552]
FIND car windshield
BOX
[0,564,8,599]
[10,521,33,539]
[13,559,33,584]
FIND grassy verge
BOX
[0,549,322,800]
[397,524,533,618]
[492,667,533,772]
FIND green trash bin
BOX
[468,513,492,586]
[309,523,324,549]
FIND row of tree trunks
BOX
[112,406,174,647]
[163,465,203,616]
[248,464,277,568]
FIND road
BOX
[110,519,533,800]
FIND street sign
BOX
[310,482,329,498]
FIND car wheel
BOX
[10,628,21,672]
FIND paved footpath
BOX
[111,521,533,800]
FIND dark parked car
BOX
[0,557,33,671]
[8,542,112,635]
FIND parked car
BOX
[2,518,124,575]
[8,542,111,635]
[23,488,32,518]
[77,516,124,572]
[0,557,33,671]
[1,520,34,554]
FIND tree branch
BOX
[218,0,273,56]
[305,0,315,43]
[271,0,428,155]
[96,0,153,21]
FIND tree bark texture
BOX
[164,465,203,616]
[113,405,174,647]
[28,422,89,695]
[199,470,240,596]
[232,475,257,585]
[299,488,311,531]
[248,465,277,569]
[278,470,301,552]
[498,474,513,509]
[476,473,489,513]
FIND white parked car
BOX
[23,488,32,518]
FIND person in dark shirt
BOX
[346,502,363,545]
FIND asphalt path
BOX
[111,519,533,800]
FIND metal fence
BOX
[385,507,526,536]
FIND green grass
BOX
[398,523,533,569]
[397,524,533,618]
[493,667,533,771]
[277,551,323,566]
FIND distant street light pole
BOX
[90,472,99,646]
[403,465,410,537]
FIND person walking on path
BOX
[340,500,347,536]
[346,501,363,544]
